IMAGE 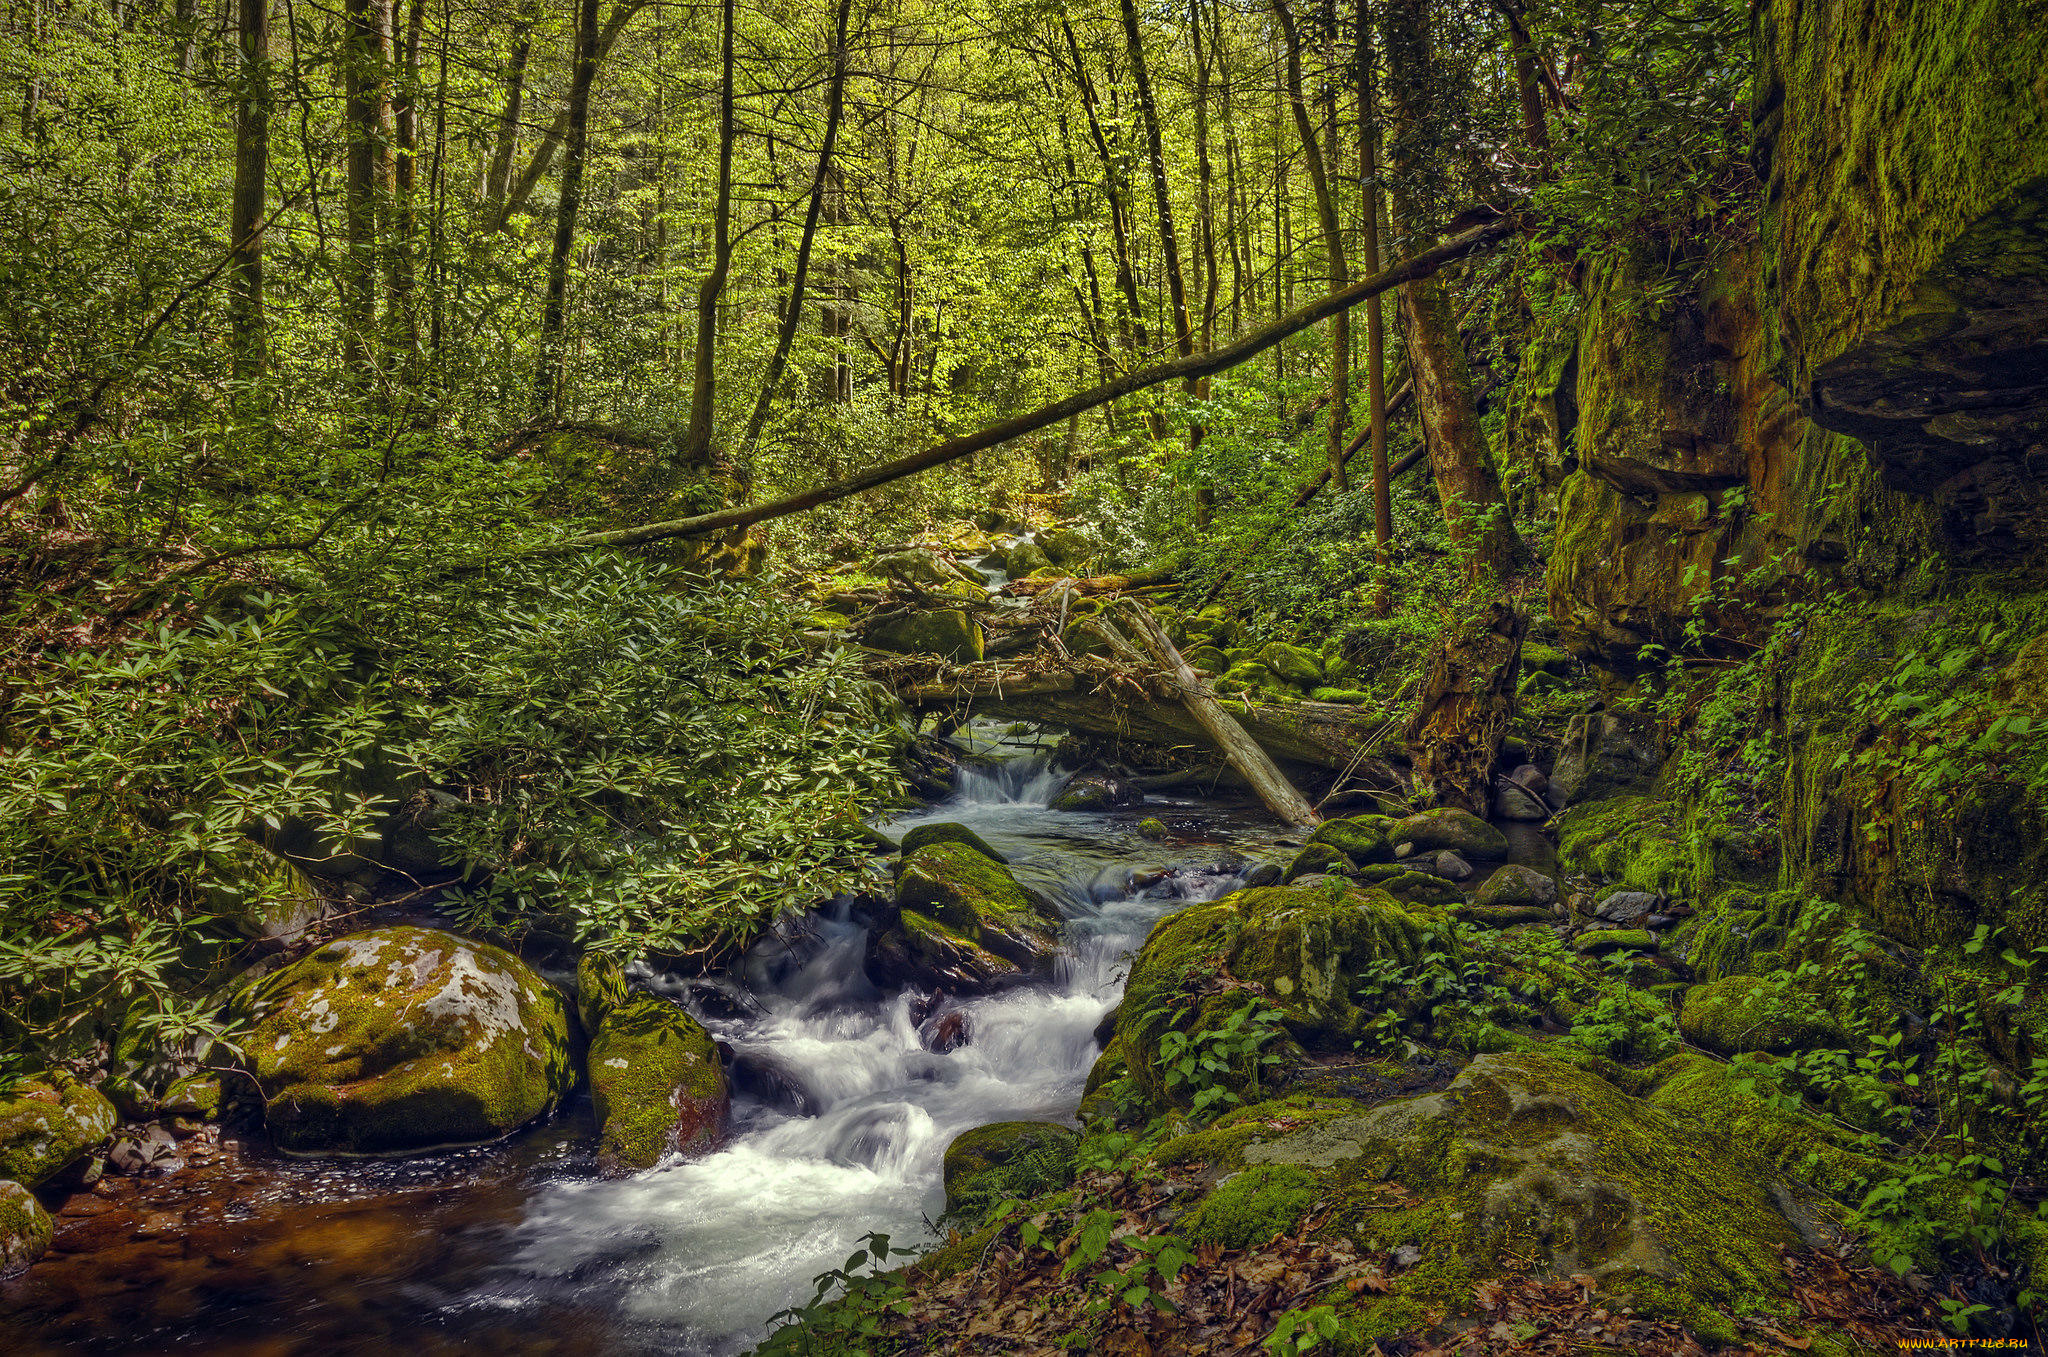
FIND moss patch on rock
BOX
[576,951,630,1036]
[244,925,576,1156]
[869,842,1064,993]
[0,1077,116,1188]
[899,821,1008,864]
[942,1120,1078,1218]
[1182,1163,1320,1250]
[1387,808,1508,859]
[1678,974,1846,1056]
[589,994,729,1174]
[0,1179,52,1277]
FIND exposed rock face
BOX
[244,927,577,1156]
[0,1079,115,1189]
[589,995,730,1175]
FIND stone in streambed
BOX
[243,926,576,1156]
[1282,841,1353,884]
[0,1179,52,1276]
[1573,928,1658,956]
[1049,772,1143,812]
[864,609,984,661]
[865,843,1064,994]
[1473,864,1558,910]
[1458,904,1559,928]
[942,1121,1077,1214]
[1678,975,1847,1057]
[1387,807,1510,859]
[898,821,1008,864]
[1257,642,1324,686]
[1494,783,1551,821]
[1596,889,1660,924]
[1304,814,1395,866]
[0,1078,116,1190]
[589,995,729,1175]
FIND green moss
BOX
[1148,1096,1371,1170]
[1304,815,1394,866]
[1183,1164,1320,1249]
[1386,808,1508,858]
[0,1179,53,1275]
[589,995,728,1173]
[895,842,1057,967]
[1259,642,1324,686]
[1572,928,1657,955]
[865,609,984,660]
[899,821,1008,864]
[159,1074,222,1123]
[1137,817,1168,840]
[0,1077,116,1188]
[1678,974,1846,1056]
[576,951,630,1036]
[1555,796,1700,897]
[1281,842,1352,883]
[941,1121,1077,1217]
[246,926,576,1156]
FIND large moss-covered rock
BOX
[1049,772,1142,812]
[1387,807,1509,859]
[1678,974,1846,1056]
[1473,864,1558,909]
[0,1078,115,1189]
[1182,1163,1319,1250]
[1257,642,1323,686]
[942,1121,1077,1214]
[590,995,729,1175]
[866,843,1063,994]
[245,926,576,1156]
[1119,883,1449,1107]
[0,1179,51,1277]
[898,821,1008,864]
[1233,1054,1812,1340]
[864,609,984,661]
[869,548,965,587]
[1036,528,1097,567]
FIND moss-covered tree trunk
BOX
[1405,596,1523,815]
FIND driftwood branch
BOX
[500,216,1510,562]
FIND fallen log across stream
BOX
[899,661,1408,792]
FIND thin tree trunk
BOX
[1383,0,1528,582]
[739,0,851,453]
[341,0,387,381]
[1118,0,1192,366]
[483,0,538,204]
[680,0,735,461]
[490,0,646,233]
[1272,0,1349,493]
[1061,18,1150,365]
[533,0,601,416]
[1359,0,1391,613]
[387,0,423,363]
[228,0,270,381]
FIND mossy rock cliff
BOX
[244,926,577,1156]
[589,995,729,1175]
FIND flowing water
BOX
[0,727,1288,1356]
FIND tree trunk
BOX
[228,0,269,381]
[1383,0,1529,582]
[739,0,851,453]
[483,0,538,205]
[680,0,735,461]
[1405,596,1523,816]
[489,0,646,233]
[1118,0,1193,374]
[1112,604,1320,826]
[340,0,389,380]
[1358,0,1391,613]
[386,0,424,362]
[1271,0,1350,494]
[532,0,601,416]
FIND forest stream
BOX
[5,728,1436,1356]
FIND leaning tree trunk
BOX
[533,0,602,416]
[1404,595,1523,816]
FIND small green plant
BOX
[1153,995,1289,1119]
[753,1232,915,1357]
[1265,1303,1342,1353]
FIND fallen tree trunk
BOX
[1111,602,1320,827]
[503,216,1510,561]
[1003,566,1179,597]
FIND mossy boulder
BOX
[942,1120,1078,1215]
[1308,687,1373,704]
[1678,975,1847,1056]
[1003,540,1054,576]
[1555,796,1698,897]
[899,821,1008,864]
[1137,817,1168,840]
[869,548,964,587]
[1373,871,1466,909]
[576,951,631,1036]
[1257,642,1323,686]
[244,926,577,1156]
[1304,815,1395,866]
[1473,864,1558,909]
[1049,772,1143,812]
[867,843,1063,994]
[1182,1163,1320,1250]
[0,1179,52,1277]
[1120,883,1450,1106]
[589,995,730,1175]
[1573,928,1658,956]
[1280,841,1352,884]
[1233,1053,1812,1340]
[1185,646,1230,675]
[864,609,984,661]
[159,1074,223,1125]
[1036,527,1097,567]
[1387,807,1509,859]
[0,1078,116,1189]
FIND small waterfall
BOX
[949,755,1064,807]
